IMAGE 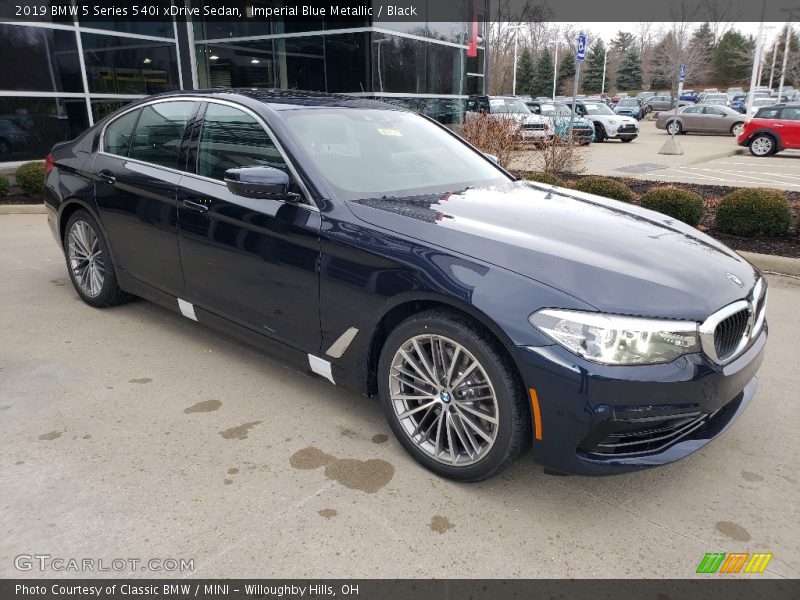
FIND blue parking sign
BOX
[576,33,587,62]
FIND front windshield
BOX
[284,109,511,202]
[753,99,774,106]
[582,102,615,115]
[539,104,572,117]
[489,98,530,114]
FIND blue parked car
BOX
[524,100,595,144]
[614,98,642,120]
[679,90,699,103]
[730,94,748,113]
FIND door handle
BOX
[181,199,209,214]
[98,170,115,185]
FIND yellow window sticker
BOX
[377,128,402,136]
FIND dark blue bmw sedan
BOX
[44,90,767,481]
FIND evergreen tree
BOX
[687,22,716,85]
[531,49,554,97]
[557,51,576,95]
[713,30,753,84]
[611,31,635,54]
[582,39,608,94]
[616,48,642,91]
[515,47,536,95]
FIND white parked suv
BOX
[571,100,639,142]
[466,95,554,143]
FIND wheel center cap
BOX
[440,391,451,403]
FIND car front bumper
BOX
[513,327,767,475]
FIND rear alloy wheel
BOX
[666,121,682,135]
[749,134,775,157]
[64,210,131,308]
[378,311,529,482]
[731,122,745,137]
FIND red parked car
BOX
[737,103,800,156]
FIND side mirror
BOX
[484,153,499,164]
[224,166,299,201]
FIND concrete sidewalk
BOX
[1,214,799,579]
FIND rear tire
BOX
[666,121,682,135]
[63,210,131,308]
[731,122,745,137]
[378,310,530,482]
[749,134,776,156]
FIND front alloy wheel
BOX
[388,334,499,466]
[378,310,530,482]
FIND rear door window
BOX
[129,101,195,169]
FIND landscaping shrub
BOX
[0,172,9,197]
[715,188,790,237]
[526,172,566,187]
[15,162,46,197]
[458,113,519,169]
[528,137,586,176]
[640,186,705,226]
[572,176,635,202]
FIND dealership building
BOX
[0,0,488,165]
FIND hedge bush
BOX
[527,172,566,187]
[0,172,9,197]
[572,176,635,203]
[15,161,46,197]
[715,188,790,237]
[640,186,705,226]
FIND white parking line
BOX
[649,168,793,187]
[682,168,800,187]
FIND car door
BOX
[701,106,728,133]
[176,101,321,352]
[93,100,198,295]
[679,106,703,131]
[778,107,800,147]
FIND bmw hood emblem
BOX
[726,272,744,287]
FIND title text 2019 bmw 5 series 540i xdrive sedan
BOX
[44,90,767,481]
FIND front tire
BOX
[749,134,776,156]
[64,210,131,308]
[594,124,606,142]
[378,310,530,482]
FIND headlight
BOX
[529,309,700,365]
[607,119,617,126]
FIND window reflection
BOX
[0,24,82,93]
[0,97,88,161]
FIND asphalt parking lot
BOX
[577,117,800,190]
[1,213,799,580]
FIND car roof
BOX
[142,88,403,111]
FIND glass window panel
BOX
[324,33,371,93]
[76,0,175,38]
[0,97,88,161]
[197,41,277,88]
[372,33,425,94]
[91,99,137,122]
[103,108,140,156]
[129,101,194,168]
[82,33,179,94]
[0,24,82,92]
[197,103,284,181]
[282,36,325,91]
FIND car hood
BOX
[344,181,759,321]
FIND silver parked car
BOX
[655,104,747,136]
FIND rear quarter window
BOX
[103,109,141,156]
[755,107,780,119]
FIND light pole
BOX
[777,12,797,101]
[768,31,779,89]
[600,46,610,96]
[509,25,525,95]
[745,0,766,115]
[543,39,561,100]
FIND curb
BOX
[738,251,800,278]
[0,204,46,214]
